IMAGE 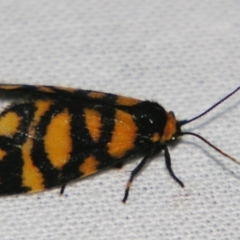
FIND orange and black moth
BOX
[0,84,239,202]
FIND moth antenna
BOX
[179,86,240,164]
[181,132,240,164]
[180,86,240,126]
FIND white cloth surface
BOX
[0,1,239,239]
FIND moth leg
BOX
[114,162,124,169]
[122,148,156,203]
[164,146,184,188]
[60,184,66,195]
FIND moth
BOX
[0,84,239,202]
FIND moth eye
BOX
[169,111,175,117]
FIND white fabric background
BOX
[0,1,240,239]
